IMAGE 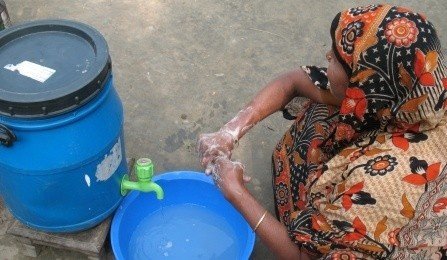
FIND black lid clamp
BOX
[0,124,16,147]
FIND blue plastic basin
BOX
[111,171,255,260]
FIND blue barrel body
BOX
[0,76,127,232]
[0,20,127,232]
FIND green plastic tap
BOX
[120,158,164,199]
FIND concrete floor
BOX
[1,0,446,259]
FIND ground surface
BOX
[1,1,446,259]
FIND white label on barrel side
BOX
[95,138,123,182]
[4,61,56,83]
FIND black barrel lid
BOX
[0,19,111,118]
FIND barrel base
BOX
[8,197,122,233]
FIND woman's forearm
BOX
[219,72,297,141]
[220,69,339,142]
[228,187,309,260]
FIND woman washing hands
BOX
[199,7,345,260]
[199,4,447,259]
[198,49,343,259]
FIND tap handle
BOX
[135,158,154,181]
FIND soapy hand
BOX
[209,157,251,201]
[197,130,236,174]
[198,107,258,174]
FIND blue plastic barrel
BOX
[0,20,127,232]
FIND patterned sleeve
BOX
[300,66,331,90]
[282,66,331,120]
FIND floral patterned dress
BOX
[273,4,447,259]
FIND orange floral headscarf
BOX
[327,4,447,153]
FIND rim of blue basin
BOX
[111,171,256,260]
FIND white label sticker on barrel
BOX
[4,61,56,83]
